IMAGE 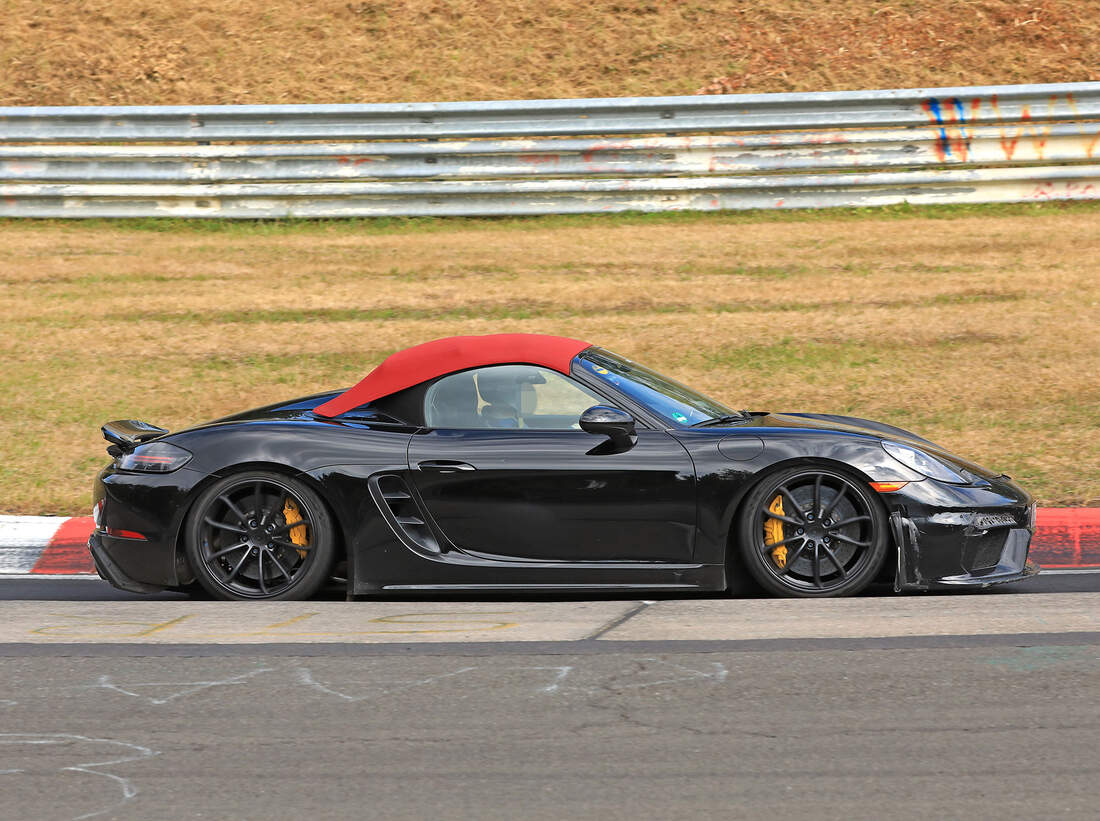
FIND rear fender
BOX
[170,461,351,591]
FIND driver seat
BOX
[428,372,482,428]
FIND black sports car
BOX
[89,333,1038,600]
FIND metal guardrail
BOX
[0,82,1097,217]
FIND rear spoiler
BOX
[102,420,169,456]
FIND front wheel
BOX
[184,470,336,601]
[736,466,888,598]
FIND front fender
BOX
[673,429,921,566]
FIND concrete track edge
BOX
[3,632,1099,657]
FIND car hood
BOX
[753,412,1003,479]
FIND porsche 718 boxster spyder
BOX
[88,333,1038,600]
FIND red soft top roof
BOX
[313,333,592,418]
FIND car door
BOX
[406,365,697,563]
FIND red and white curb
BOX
[0,515,96,576]
[1035,509,1100,570]
[1,509,1099,577]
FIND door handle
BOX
[417,460,477,473]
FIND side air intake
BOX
[368,474,442,556]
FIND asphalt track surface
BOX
[2,574,1098,820]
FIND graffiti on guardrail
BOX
[918,91,1100,163]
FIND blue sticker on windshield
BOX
[672,412,688,424]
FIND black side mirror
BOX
[580,405,636,448]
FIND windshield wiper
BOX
[690,411,751,427]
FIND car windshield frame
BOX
[575,348,737,427]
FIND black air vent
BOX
[371,474,441,555]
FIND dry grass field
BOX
[1,204,1097,515]
[2,0,1097,105]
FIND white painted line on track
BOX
[1035,567,1100,575]
[0,574,98,580]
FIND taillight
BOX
[118,442,192,473]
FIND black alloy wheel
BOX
[737,466,888,598]
[185,470,336,601]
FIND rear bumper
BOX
[91,463,208,589]
[88,531,166,594]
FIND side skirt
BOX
[356,563,728,595]
[382,583,701,591]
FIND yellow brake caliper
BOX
[282,498,309,559]
[764,494,787,568]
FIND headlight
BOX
[118,442,192,473]
[882,441,967,484]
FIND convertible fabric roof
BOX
[313,333,592,417]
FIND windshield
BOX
[576,348,735,426]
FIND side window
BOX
[425,365,605,430]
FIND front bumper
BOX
[889,475,1038,591]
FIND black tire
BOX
[736,465,888,598]
[184,470,336,601]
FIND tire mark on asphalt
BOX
[583,600,654,640]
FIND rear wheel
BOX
[737,466,888,598]
[185,470,336,601]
